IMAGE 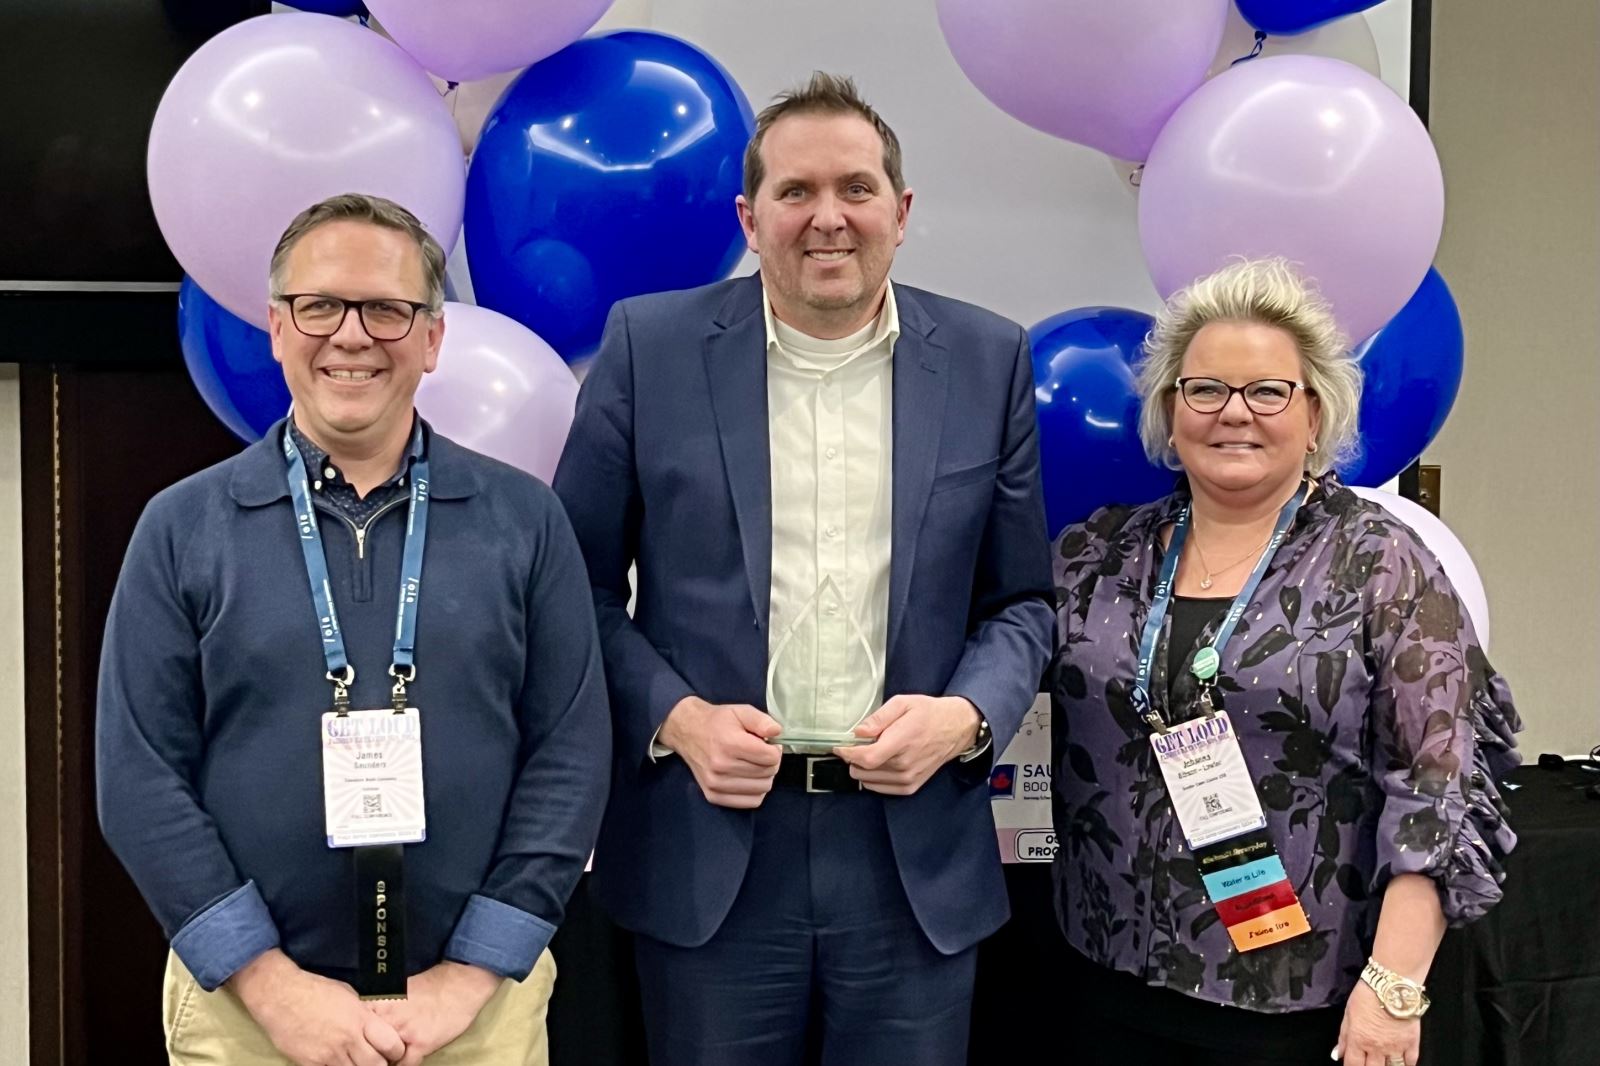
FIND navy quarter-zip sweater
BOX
[96,418,610,990]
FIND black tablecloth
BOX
[1419,761,1600,1066]
[547,761,1600,1066]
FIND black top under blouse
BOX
[1166,595,1228,704]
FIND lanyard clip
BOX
[328,665,355,715]
[389,664,415,712]
[1132,685,1167,734]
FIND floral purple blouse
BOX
[1050,475,1521,1012]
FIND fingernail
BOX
[1330,1048,1341,1061]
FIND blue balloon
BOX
[1031,308,1175,537]
[465,31,754,361]
[178,276,291,444]
[1339,268,1463,487]
[1234,0,1382,35]
[281,1,367,15]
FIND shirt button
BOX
[825,525,839,539]
[825,601,840,616]
[825,447,837,460]
[324,466,337,480]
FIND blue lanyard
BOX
[1131,482,1308,732]
[283,422,430,709]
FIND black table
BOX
[1419,760,1600,1066]
[547,761,1600,1065]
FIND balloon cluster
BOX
[149,3,752,483]
[941,0,1484,637]
[940,2,1478,640]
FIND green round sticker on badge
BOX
[1191,647,1220,680]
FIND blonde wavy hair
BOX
[1136,258,1361,476]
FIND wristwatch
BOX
[959,715,992,761]
[1360,957,1430,1019]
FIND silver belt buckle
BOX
[805,755,828,794]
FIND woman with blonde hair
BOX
[1048,259,1519,1065]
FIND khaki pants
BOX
[162,949,556,1066]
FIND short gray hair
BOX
[268,192,447,313]
[1135,258,1362,477]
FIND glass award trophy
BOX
[765,574,882,752]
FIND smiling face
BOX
[1172,320,1320,500]
[735,111,912,338]
[267,220,443,456]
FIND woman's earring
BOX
[1306,441,1319,454]
[1167,435,1175,449]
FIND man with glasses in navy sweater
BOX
[97,193,609,1066]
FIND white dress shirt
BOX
[763,287,897,745]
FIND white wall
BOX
[0,364,29,1061]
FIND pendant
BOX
[1199,574,1213,590]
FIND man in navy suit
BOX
[553,72,1053,1066]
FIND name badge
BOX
[1149,711,1266,849]
[321,708,426,848]
[1152,711,1311,953]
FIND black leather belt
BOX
[774,753,862,793]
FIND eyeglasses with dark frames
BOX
[278,294,433,342]
[1174,376,1309,416]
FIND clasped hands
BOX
[660,693,983,808]
[231,948,501,1066]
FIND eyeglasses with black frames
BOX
[1174,377,1309,416]
[278,294,433,342]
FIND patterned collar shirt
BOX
[288,415,423,530]
[764,285,899,745]
[1049,475,1521,1012]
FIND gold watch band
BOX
[1361,957,1431,1019]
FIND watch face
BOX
[1386,985,1419,1014]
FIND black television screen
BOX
[3,0,268,289]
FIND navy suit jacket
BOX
[553,273,1053,953]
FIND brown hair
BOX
[268,192,447,312]
[742,72,905,200]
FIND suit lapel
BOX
[887,286,949,661]
[703,277,773,633]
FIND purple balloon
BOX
[415,302,578,483]
[148,14,465,330]
[936,0,1229,161]
[1138,55,1443,343]
[366,0,613,82]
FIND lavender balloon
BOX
[1138,55,1444,343]
[415,302,578,483]
[936,0,1229,161]
[366,0,614,82]
[147,14,465,330]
